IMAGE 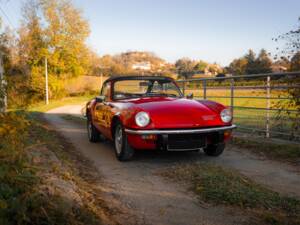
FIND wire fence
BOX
[177,72,300,142]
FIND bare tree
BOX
[274,17,300,138]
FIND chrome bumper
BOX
[125,125,236,135]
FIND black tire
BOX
[114,123,134,161]
[87,118,101,142]
[203,143,225,156]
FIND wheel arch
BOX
[86,107,91,120]
[86,102,92,120]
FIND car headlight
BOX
[135,111,150,127]
[220,108,232,123]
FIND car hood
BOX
[125,97,227,129]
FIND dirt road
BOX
[45,105,300,225]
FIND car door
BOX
[94,82,112,138]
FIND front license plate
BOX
[167,134,206,151]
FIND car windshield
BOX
[113,79,183,100]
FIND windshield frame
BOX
[111,77,184,101]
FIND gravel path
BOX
[44,105,300,225]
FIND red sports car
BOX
[86,76,236,161]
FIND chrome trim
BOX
[125,125,236,135]
[167,147,201,152]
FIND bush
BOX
[276,76,300,139]
[0,112,37,224]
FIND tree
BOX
[273,18,300,138]
[227,57,248,75]
[273,17,300,60]
[256,49,272,73]
[18,0,46,102]
[207,63,223,75]
[0,25,26,108]
[244,49,257,74]
[290,51,300,71]
[194,60,207,73]
[228,49,272,75]
[16,0,92,101]
[175,58,195,79]
[40,0,90,78]
[0,24,7,112]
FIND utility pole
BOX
[100,73,103,87]
[0,52,7,113]
[45,56,49,105]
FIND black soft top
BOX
[104,75,174,84]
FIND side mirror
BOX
[95,96,105,103]
[186,93,194,99]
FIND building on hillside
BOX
[132,62,151,71]
[204,64,223,76]
[271,65,288,73]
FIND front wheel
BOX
[203,143,225,156]
[114,123,134,161]
[87,118,101,142]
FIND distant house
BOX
[271,65,287,73]
[132,62,151,71]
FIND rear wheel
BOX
[203,143,225,156]
[114,123,134,161]
[87,118,101,142]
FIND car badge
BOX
[202,115,215,120]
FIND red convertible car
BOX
[86,76,236,161]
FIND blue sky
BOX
[1,0,299,65]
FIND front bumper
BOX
[125,125,236,151]
[125,125,236,135]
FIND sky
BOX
[0,0,299,66]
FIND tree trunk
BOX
[0,53,7,113]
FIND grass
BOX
[0,111,117,225]
[0,111,36,225]
[231,136,300,163]
[185,88,289,108]
[28,94,94,112]
[27,112,118,224]
[160,163,300,225]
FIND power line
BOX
[0,4,15,29]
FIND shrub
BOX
[0,112,36,225]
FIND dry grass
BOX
[160,163,300,225]
[231,136,300,163]
[64,76,108,94]
[0,112,121,225]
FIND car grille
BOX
[167,133,206,151]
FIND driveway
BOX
[44,105,300,225]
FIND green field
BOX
[183,85,299,140]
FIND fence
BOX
[177,72,300,142]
